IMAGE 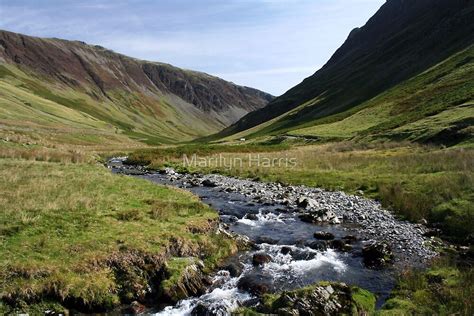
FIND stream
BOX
[108,157,437,315]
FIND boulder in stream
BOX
[299,208,341,224]
[306,240,328,251]
[222,261,244,277]
[252,253,273,266]
[314,231,335,240]
[201,179,218,187]
[237,275,271,295]
[329,239,353,252]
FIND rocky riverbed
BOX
[108,158,439,314]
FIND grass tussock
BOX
[0,146,91,163]
[0,159,234,313]
[379,257,474,315]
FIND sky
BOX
[0,0,385,96]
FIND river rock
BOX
[255,236,279,245]
[296,197,317,209]
[252,253,272,266]
[314,231,335,240]
[299,208,340,224]
[245,213,258,221]
[201,179,218,187]
[306,240,328,251]
[124,301,145,314]
[329,239,352,252]
[342,235,358,243]
[191,303,226,316]
[362,242,394,267]
[237,275,271,295]
[281,246,292,255]
[222,262,244,277]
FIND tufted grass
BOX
[0,159,234,313]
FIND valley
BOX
[0,0,473,314]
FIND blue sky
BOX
[0,0,385,95]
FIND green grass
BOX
[130,142,473,243]
[126,143,291,168]
[379,257,474,315]
[0,159,235,313]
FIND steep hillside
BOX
[216,0,474,143]
[0,30,273,146]
[290,45,474,145]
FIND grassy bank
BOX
[0,159,235,313]
[129,142,474,243]
[379,257,473,315]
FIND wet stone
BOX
[314,231,335,240]
[252,253,273,266]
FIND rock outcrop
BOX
[250,282,376,316]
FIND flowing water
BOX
[109,160,396,315]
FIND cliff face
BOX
[220,0,474,137]
[0,30,273,135]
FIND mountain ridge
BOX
[214,0,474,142]
[0,29,273,144]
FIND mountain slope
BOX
[216,0,474,143]
[0,30,273,146]
[290,45,474,144]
